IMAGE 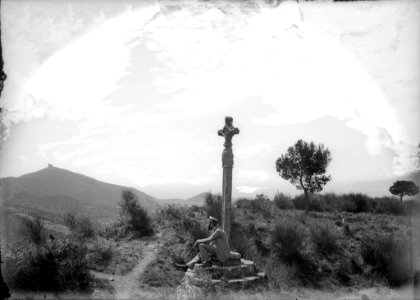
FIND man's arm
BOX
[194,230,220,247]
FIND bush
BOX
[264,256,296,289]
[250,194,273,218]
[20,217,46,246]
[160,204,185,221]
[204,193,223,221]
[335,259,352,285]
[310,224,339,256]
[4,237,92,292]
[273,192,294,209]
[343,193,371,213]
[373,197,405,216]
[86,242,114,271]
[63,212,78,231]
[236,194,273,217]
[271,220,304,262]
[229,222,256,260]
[76,216,96,239]
[64,213,96,239]
[361,234,411,286]
[235,197,252,209]
[292,194,326,212]
[182,218,208,241]
[119,189,154,237]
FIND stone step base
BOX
[185,271,266,288]
[191,259,257,280]
[185,258,266,288]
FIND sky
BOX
[0,0,419,199]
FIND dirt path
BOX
[91,233,161,299]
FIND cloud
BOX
[17,155,28,162]
[236,144,272,159]
[2,4,160,137]
[2,1,418,191]
[144,2,414,175]
[238,170,270,181]
[236,186,266,194]
[391,143,420,175]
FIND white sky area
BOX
[0,0,419,199]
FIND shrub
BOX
[20,217,46,246]
[361,234,411,286]
[4,237,92,292]
[264,256,296,289]
[271,220,304,262]
[235,197,252,209]
[86,242,113,271]
[236,195,273,217]
[321,193,341,211]
[292,194,326,212]
[182,218,208,242]
[335,259,352,285]
[64,213,96,239]
[204,193,222,221]
[63,212,78,231]
[229,222,256,259]
[102,223,125,240]
[250,194,273,218]
[76,216,96,239]
[343,193,371,213]
[373,197,405,216]
[310,224,339,256]
[273,193,293,209]
[119,189,154,237]
[160,204,185,221]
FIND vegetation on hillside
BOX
[118,189,154,238]
[269,191,420,216]
[141,192,418,294]
[2,188,156,295]
[3,217,93,293]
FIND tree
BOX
[389,181,419,202]
[276,139,331,211]
[119,189,154,237]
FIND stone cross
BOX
[217,116,239,239]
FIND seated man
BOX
[175,216,231,270]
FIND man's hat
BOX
[208,216,219,225]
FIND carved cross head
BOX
[218,116,240,148]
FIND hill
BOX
[155,193,208,207]
[0,165,161,224]
[183,192,208,206]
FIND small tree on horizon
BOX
[389,180,419,202]
[275,139,331,211]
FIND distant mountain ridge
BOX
[0,165,161,224]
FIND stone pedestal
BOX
[221,148,233,239]
[185,259,266,288]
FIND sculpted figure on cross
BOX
[217,116,240,149]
